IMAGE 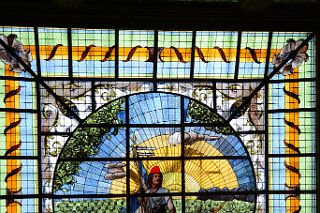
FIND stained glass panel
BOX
[0,27,317,213]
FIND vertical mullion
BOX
[212,82,217,111]
[34,27,42,77]
[190,31,196,80]
[115,29,119,79]
[125,96,130,211]
[264,32,273,78]
[315,32,320,213]
[91,80,96,112]
[265,82,269,213]
[180,96,185,213]
[34,26,43,213]
[67,28,73,81]
[264,31,272,213]
[153,30,158,91]
[234,31,242,80]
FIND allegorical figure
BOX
[135,166,176,213]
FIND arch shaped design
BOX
[53,92,256,212]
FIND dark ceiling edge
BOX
[0,3,319,31]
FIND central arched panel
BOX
[53,92,256,212]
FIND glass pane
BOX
[158,31,192,78]
[195,31,238,79]
[119,30,154,78]
[72,28,115,78]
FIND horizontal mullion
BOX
[0,190,317,200]
[269,153,316,157]
[40,76,265,83]
[238,130,265,134]
[0,108,37,113]
[269,77,317,83]
[81,123,237,128]
[267,108,316,113]
[58,155,250,162]
[0,156,38,160]
[41,132,73,136]
[0,75,315,84]
[42,129,264,135]
[0,75,36,81]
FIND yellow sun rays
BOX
[110,134,238,194]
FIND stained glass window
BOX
[0,27,317,213]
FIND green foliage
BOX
[222,199,254,212]
[55,199,254,213]
[55,199,126,213]
[187,100,234,135]
[53,98,125,192]
[84,98,125,125]
[177,199,254,213]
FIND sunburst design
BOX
[110,135,238,194]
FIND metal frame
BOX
[0,28,318,213]
[316,32,320,213]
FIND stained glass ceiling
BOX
[0,26,317,213]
